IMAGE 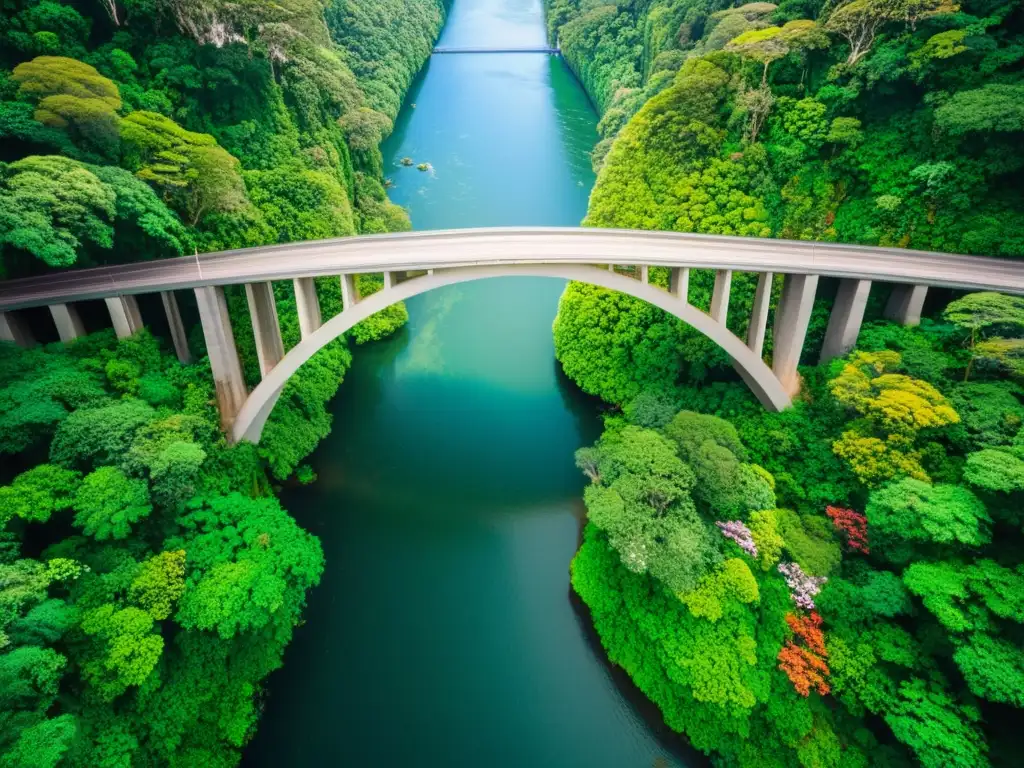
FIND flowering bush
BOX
[826,505,869,553]
[778,561,827,611]
[716,520,758,558]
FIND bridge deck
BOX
[432,46,559,54]
[0,228,1021,312]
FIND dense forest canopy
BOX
[549,0,1023,401]
[0,0,453,273]
[0,0,1022,764]
[0,0,449,764]
[546,1,1024,765]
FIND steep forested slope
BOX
[0,0,449,764]
[548,0,1023,402]
[571,304,1024,768]
[548,3,1024,766]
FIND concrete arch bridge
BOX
[0,228,1020,444]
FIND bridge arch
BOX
[230,263,791,444]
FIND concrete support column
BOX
[884,283,928,326]
[50,303,85,342]
[293,278,322,340]
[340,274,360,310]
[245,282,285,378]
[711,269,732,325]
[161,291,192,364]
[669,267,689,302]
[747,272,773,358]
[820,279,872,364]
[194,286,247,432]
[105,295,143,340]
[772,273,819,397]
[639,264,650,284]
[0,311,34,347]
[383,271,398,290]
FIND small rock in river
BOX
[417,162,432,172]
[400,157,414,166]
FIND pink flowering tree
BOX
[778,561,827,611]
[716,520,758,558]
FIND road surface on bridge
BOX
[0,228,1022,311]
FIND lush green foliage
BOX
[550,0,1024,399]
[571,304,1024,767]
[0,0,448,360]
[0,329,326,765]
[0,4,454,757]
[551,12,1024,761]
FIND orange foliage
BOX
[778,643,830,696]
[785,611,827,655]
[778,611,830,696]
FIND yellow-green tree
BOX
[829,351,959,486]
[120,111,247,226]
[12,56,122,156]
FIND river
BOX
[243,0,695,765]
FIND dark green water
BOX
[244,1,695,765]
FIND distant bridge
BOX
[0,228,1020,444]
[432,46,559,54]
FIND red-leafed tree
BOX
[826,505,869,553]
[778,611,830,696]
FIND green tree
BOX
[50,399,155,469]
[866,478,991,563]
[0,155,115,267]
[0,714,76,768]
[0,464,80,525]
[129,550,186,620]
[79,604,162,700]
[934,84,1024,136]
[964,448,1024,495]
[120,111,247,226]
[172,493,323,639]
[12,56,122,156]
[884,679,989,768]
[943,292,1024,381]
[72,466,153,540]
[576,426,722,594]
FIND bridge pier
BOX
[885,284,928,326]
[246,282,285,378]
[195,286,247,431]
[772,274,819,396]
[105,295,143,339]
[747,272,773,358]
[161,291,192,364]
[711,270,732,325]
[49,303,85,342]
[341,274,360,309]
[0,311,34,347]
[669,267,689,302]
[820,279,872,363]
[293,278,322,340]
